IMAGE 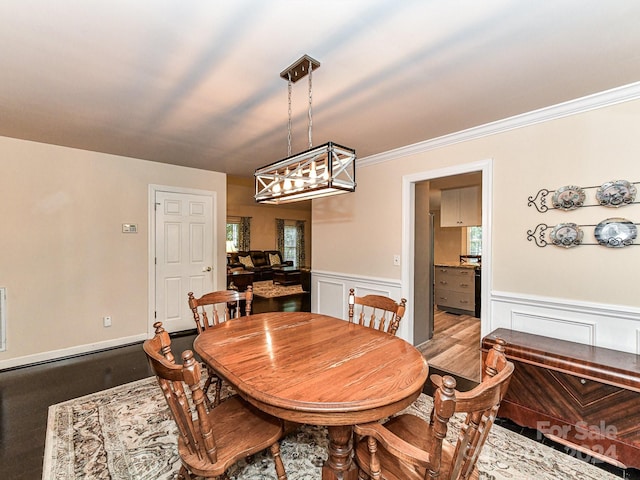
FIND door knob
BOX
[203,266,212,272]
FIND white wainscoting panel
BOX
[311,271,406,339]
[510,311,596,345]
[491,291,640,354]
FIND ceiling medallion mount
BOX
[279,54,320,83]
[255,55,356,204]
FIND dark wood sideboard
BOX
[482,328,640,469]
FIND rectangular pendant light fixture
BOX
[254,55,356,204]
[255,141,356,204]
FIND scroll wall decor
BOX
[527,179,638,212]
[527,179,639,248]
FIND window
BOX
[226,221,239,251]
[467,226,482,256]
[284,224,297,266]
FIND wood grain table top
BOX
[193,311,429,425]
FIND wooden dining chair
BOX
[188,286,253,332]
[188,287,253,406]
[143,322,287,480]
[348,288,407,336]
[353,338,514,480]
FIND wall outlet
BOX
[103,316,112,327]
[393,254,401,266]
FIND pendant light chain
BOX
[287,72,292,157]
[308,60,313,149]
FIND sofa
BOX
[228,250,293,281]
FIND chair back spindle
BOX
[188,286,253,333]
[348,288,407,336]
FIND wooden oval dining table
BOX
[193,311,429,480]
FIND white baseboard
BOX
[0,333,148,371]
[490,291,640,354]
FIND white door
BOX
[155,191,214,332]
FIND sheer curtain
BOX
[276,218,305,267]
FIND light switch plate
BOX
[122,224,138,233]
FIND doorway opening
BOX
[402,160,492,383]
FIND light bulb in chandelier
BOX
[272,171,281,194]
[321,162,330,181]
[283,168,292,190]
[294,163,305,188]
[309,160,317,179]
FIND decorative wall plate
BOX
[594,217,637,248]
[552,185,585,210]
[596,180,637,207]
[550,223,583,248]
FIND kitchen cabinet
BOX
[434,265,478,316]
[440,186,481,227]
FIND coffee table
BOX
[226,270,254,291]
[272,266,300,285]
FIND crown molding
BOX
[360,81,640,168]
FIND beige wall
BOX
[432,210,467,265]
[0,137,226,365]
[227,176,312,264]
[312,99,640,309]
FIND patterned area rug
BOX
[252,280,305,298]
[42,377,619,480]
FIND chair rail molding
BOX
[490,290,640,354]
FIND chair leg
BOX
[358,470,370,480]
[366,436,381,480]
[202,372,214,409]
[214,377,223,406]
[270,442,287,480]
[202,367,224,408]
[177,465,192,480]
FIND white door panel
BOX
[156,191,214,332]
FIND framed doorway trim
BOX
[401,159,493,345]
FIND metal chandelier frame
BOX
[254,55,356,204]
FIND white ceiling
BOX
[1,1,639,177]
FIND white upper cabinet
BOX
[440,186,481,227]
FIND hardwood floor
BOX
[416,308,482,382]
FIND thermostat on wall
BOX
[122,224,138,233]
